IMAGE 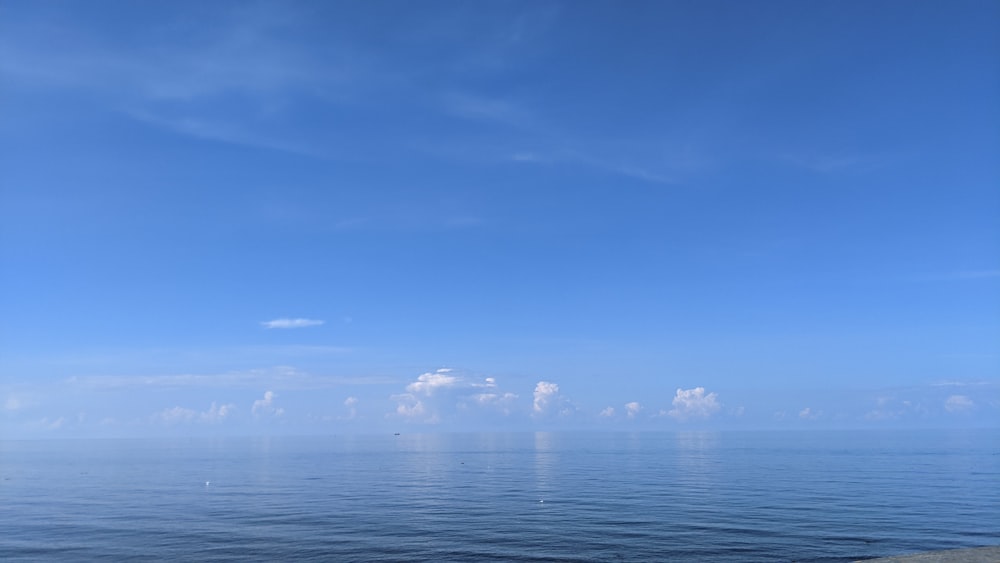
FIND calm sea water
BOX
[1,430,997,561]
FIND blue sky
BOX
[1,0,997,438]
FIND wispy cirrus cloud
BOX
[778,152,886,174]
[66,366,392,391]
[910,270,1000,282]
[261,318,325,329]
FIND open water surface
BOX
[1,430,997,561]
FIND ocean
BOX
[1,430,997,561]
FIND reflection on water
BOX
[533,431,556,495]
[2,431,996,561]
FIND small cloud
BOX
[406,369,460,396]
[729,406,746,417]
[913,270,1000,282]
[156,406,197,424]
[625,401,642,419]
[43,417,65,430]
[469,392,519,415]
[3,397,23,412]
[780,152,881,174]
[252,390,283,417]
[392,394,434,422]
[799,407,820,420]
[865,396,928,421]
[511,152,543,162]
[944,395,974,413]
[599,406,615,417]
[342,396,358,419]
[201,402,235,423]
[533,381,560,415]
[668,387,721,420]
[442,92,530,126]
[260,318,325,329]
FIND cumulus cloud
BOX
[799,407,819,420]
[533,381,560,415]
[260,318,325,329]
[156,406,197,424]
[667,387,721,420]
[201,402,235,422]
[342,396,358,419]
[469,392,519,415]
[392,394,433,422]
[599,407,615,417]
[252,390,284,417]
[156,402,235,424]
[406,369,460,396]
[3,397,23,412]
[625,401,642,419]
[944,395,974,413]
[390,369,522,423]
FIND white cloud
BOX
[511,152,543,162]
[469,392,519,415]
[533,381,560,414]
[260,318,325,329]
[799,407,820,420]
[406,369,460,396]
[391,394,434,422]
[442,91,531,126]
[599,406,615,417]
[201,402,235,422]
[625,401,642,419]
[913,270,1000,282]
[392,369,515,423]
[3,397,22,412]
[67,365,383,391]
[668,387,721,420]
[252,390,284,417]
[156,406,197,424]
[944,394,974,413]
[154,402,234,425]
[42,417,65,430]
[342,396,358,419]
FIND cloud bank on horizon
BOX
[3,365,998,438]
[0,1,997,438]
